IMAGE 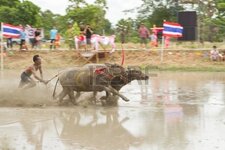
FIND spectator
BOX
[55,33,61,49]
[210,46,223,61]
[34,28,41,49]
[78,31,86,50]
[20,26,28,51]
[149,32,158,47]
[84,24,93,49]
[50,27,58,50]
[165,36,170,48]
[6,37,13,50]
[138,23,150,49]
[25,25,35,50]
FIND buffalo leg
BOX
[75,91,81,99]
[58,90,67,103]
[92,91,97,104]
[100,91,111,100]
[102,86,129,102]
[68,88,77,105]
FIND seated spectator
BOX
[210,46,222,61]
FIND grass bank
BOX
[2,50,225,72]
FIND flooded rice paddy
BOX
[0,71,225,150]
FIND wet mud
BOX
[0,71,225,150]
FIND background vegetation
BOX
[0,0,225,43]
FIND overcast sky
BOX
[29,0,143,25]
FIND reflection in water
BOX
[0,72,225,150]
[0,107,143,150]
[55,108,142,150]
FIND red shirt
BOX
[138,26,149,38]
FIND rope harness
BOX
[94,66,128,84]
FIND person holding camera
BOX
[84,24,93,49]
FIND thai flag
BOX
[2,23,21,38]
[163,22,183,38]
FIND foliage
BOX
[38,10,57,39]
[64,22,80,38]
[115,0,184,43]
[0,0,41,26]
[115,18,139,43]
[16,1,41,26]
[0,6,19,25]
[0,0,20,7]
[66,4,110,34]
[68,0,107,9]
[197,0,224,42]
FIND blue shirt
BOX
[20,31,26,40]
[50,29,58,40]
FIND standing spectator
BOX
[49,27,58,50]
[34,28,41,49]
[20,26,28,51]
[165,36,170,48]
[55,33,61,49]
[149,32,158,47]
[6,36,13,50]
[138,23,150,49]
[78,31,86,50]
[84,24,93,49]
[25,25,35,50]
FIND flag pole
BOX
[160,36,165,63]
[0,22,4,73]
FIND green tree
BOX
[68,0,107,9]
[94,0,107,9]
[66,4,109,34]
[0,0,20,25]
[0,0,41,26]
[0,0,20,7]
[64,22,80,49]
[137,0,182,19]
[16,1,41,26]
[116,18,139,43]
[68,0,87,8]
[0,6,20,24]
[39,10,60,39]
[217,0,225,12]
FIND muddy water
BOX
[0,71,225,150]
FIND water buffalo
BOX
[98,66,149,105]
[53,63,129,105]
[111,66,149,91]
[77,65,149,105]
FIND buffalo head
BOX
[127,67,149,81]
